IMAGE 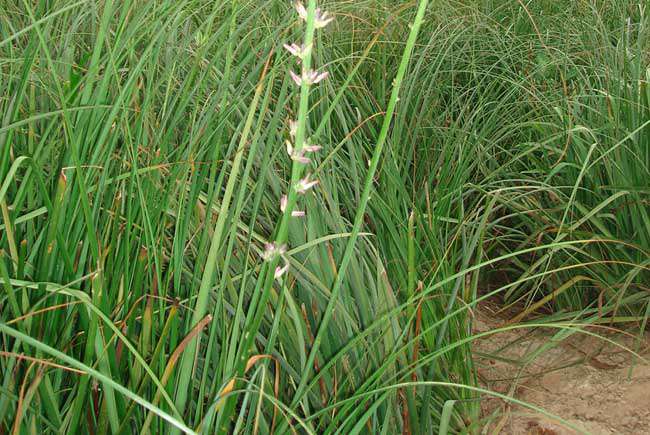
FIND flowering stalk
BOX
[232,1,332,394]
[265,0,332,279]
[218,5,334,430]
[282,0,433,425]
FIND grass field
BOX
[0,0,648,433]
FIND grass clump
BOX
[0,0,648,433]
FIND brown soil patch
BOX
[473,302,650,434]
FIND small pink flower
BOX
[280,194,306,217]
[289,70,303,86]
[289,69,329,86]
[295,175,319,194]
[303,143,322,152]
[289,120,298,138]
[294,2,334,28]
[274,261,290,279]
[283,43,311,60]
[286,140,312,164]
[306,69,329,84]
[262,242,287,261]
[292,152,311,164]
[313,8,334,28]
[294,1,308,20]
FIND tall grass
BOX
[0,0,648,433]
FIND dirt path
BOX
[473,303,650,434]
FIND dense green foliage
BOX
[0,0,648,433]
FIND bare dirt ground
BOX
[473,302,650,434]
